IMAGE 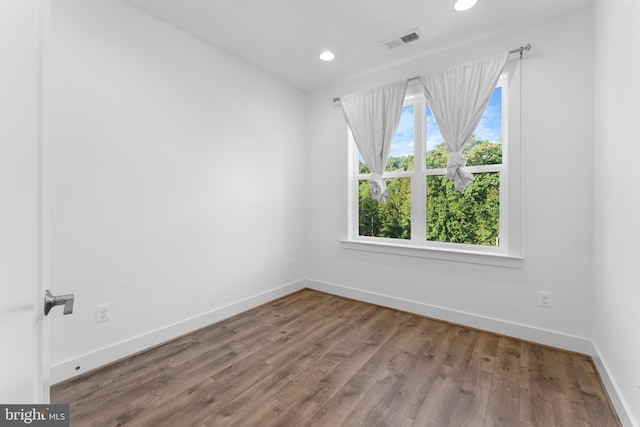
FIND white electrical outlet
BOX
[538,291,552,308]
[288,259,294,271]
[96,303,112,323]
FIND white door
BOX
[0,0,50,403]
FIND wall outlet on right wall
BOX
[96,303,112,323]
[538,291,552,308]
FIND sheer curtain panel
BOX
[420,52,509,192]
[340,80,408,203]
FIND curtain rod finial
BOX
[519,43,532,59]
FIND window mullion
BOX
[411,99,426,245]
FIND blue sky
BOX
[388,88,502,158]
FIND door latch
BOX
[44,290,74,316]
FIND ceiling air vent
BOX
[383,29,422,50]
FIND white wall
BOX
[593,0,640,424]
[306,7,594,352]
[43,1,639,422]
[48,0,306,381]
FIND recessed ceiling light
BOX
[454,0,477,11]
[319,51,335,62]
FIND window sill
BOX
[340,239,523,269]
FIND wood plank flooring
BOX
[51,289,621,426]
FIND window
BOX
[347,67,521,264]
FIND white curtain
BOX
[340,80,408,203]
[420,52,509,192]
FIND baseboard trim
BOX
[51,277,634,425]
[305,279,592,354]
[591,341,637,427]
[50,280,306,384]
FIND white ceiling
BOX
[122,0,592,91]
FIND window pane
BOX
[426,172,500,246]
[358,154,370,174]
[359,178,411,239]
[386,105,414,172]
[426,88,502,169]
[356,105,415,175]
[466,88,502,166]
[425,104,446,169]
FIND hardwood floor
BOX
[51,289,621,426]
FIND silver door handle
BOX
[44,290,74,316]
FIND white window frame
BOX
[343,61,522,268]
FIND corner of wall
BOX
[591,341,638,427]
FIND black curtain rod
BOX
[333,44,531,103]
